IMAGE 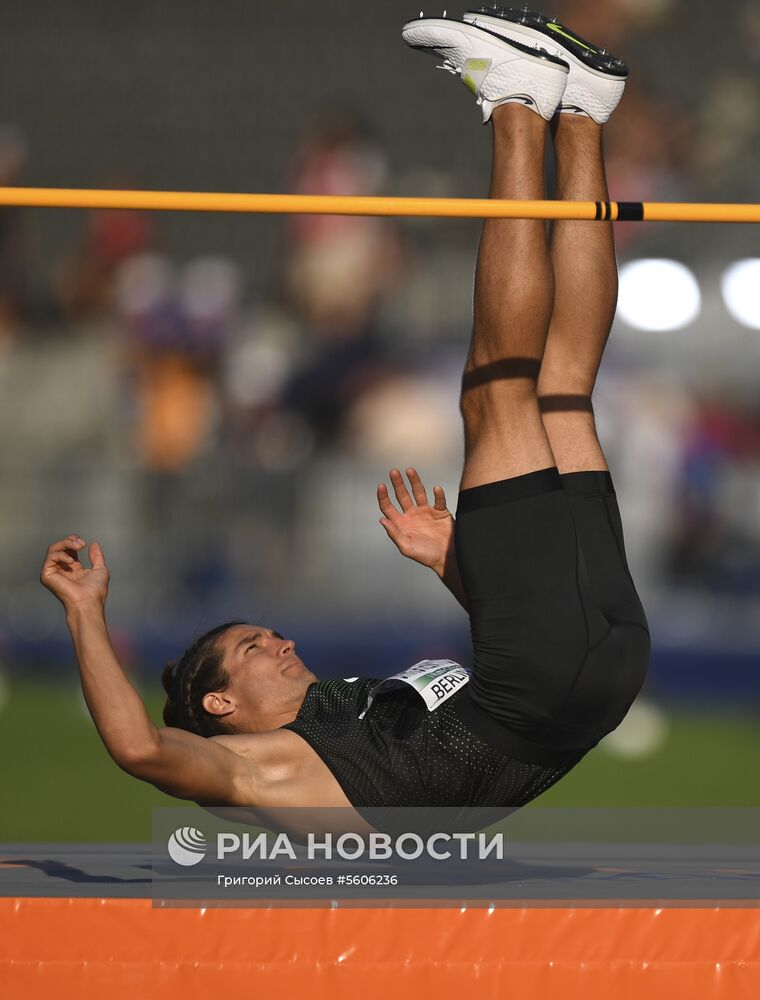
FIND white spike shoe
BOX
[402,16,569,123]
[463,7,628,124]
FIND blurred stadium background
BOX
[1,0,759,840]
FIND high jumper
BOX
[41,8,650,818]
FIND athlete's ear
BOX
[202,691,236,718]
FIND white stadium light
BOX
[721,259,760,329]
[617,259,702,332]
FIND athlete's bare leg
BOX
[460,104,556,491]
[537,116,617,472]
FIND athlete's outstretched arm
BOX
[40,536,255,804]
[377,468,469,612]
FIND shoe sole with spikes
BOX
[463,7,627,123]
[402,16,569,123]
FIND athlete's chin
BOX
[289,660,318,685]
[282,658,308,675]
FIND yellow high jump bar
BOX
[1,187,760,223]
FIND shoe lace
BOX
[435,59,459,76]
[436,58,487,106]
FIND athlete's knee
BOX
[537,358,597,398]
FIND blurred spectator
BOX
[114,253,241,474]
[598,372,689,594]
[56,175,154,322]
[345,367,461,464]
[277,110,404,445]
[285,110,401,331]
[669,393,760,592]
[110,252,243,609]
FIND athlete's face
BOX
[207,624,317,732]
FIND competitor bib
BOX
[358,659,471,719]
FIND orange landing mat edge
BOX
[2,897,760,1000]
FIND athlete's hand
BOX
[377,468,455,576]
[40,535,110,611]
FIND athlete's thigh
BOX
[561,471,648,629]
[454,469,608,729]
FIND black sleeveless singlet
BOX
[282,678,577,809]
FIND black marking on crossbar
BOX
[616,202,645,221]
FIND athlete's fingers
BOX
[406,468,429,507]
[44,549,81,571]
[46,552,75,568]
[43,545,84,573]
[377,483,401,521]
[433,485,448,511]
[389,468,414,511]
[46,536,86,558]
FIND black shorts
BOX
[453,467,651,767]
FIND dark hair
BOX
[161,621,243,737]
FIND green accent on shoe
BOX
[463,58,492,95]
[546,21,597,54]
